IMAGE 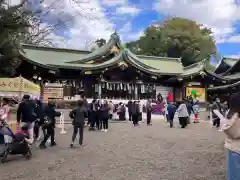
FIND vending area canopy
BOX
[0,76,40,99]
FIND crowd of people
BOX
[1,92,240,180]
[165,97,200,128]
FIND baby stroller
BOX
[0,122,32,163]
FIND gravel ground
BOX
[0,119,226,180]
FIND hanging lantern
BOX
[109,83,112,90]
[102,82,105,89]
[106,82,109,89]
[123,84,126,91]
[95,84,98,92]
[141,85,145,93]
[120,83,123,90]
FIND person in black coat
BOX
[89,99,99,131]
[39,101,61,149]
[185,99,193,124]
[100,100,109,132]
[132,101,140,126]
[69,100,88,147]
[17,94,38,144]
[33,99,45,141]
[167,102,177,128]
[127,100,133,121]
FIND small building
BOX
[14,33,225,103]
[207,57,240,100]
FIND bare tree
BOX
[19,0,74,46]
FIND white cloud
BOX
[154,0,240,44]
[118,22,144,41]
[37,0,115,50]
[102,0,126,6]
[116,5,140,16]
[228,53,240,58]
[7,0,21,6]
[219,35,240,43]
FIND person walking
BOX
[69,100,88,147]
[100,100,109,132]
[39,101,61,149]
[17,94,38,144]
[132,101,140,126]
[222,92,240,180]
[127,100,133,121]
[146,99,152,125]
[185,99,193,124]
[176,100,189,128]
[212,97,224,128]
[108,101,114,120]
[33,99,45,141]
[167,102,177,128]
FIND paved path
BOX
[0,120,226,180]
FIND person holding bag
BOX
[222,92,240,180]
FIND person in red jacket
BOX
[167,92,173,103]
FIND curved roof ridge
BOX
[221,58,240,76]
[21,44,91,54]
[67,32,121,64]
[136,54,181,62]
[208,80,240,91]
[124,50,159,70]
[183,61,203,70]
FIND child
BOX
[193,99,200,123]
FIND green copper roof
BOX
[137,56,183,74]
[20,33,220,77]
[68,33,121,64]
[48,52,123,70]
[181,62,204,77]
[21,44,89,65]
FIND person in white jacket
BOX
[177,100,189,128]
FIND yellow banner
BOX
[0,78,21,92]
[0,77,40,95]
[20,78,40,94]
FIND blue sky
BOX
[15,0,240,58]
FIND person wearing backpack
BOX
[39,101,61,149]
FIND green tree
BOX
[0,0,30,76]
[126,18,216,66]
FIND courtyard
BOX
[0,119,226,180]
